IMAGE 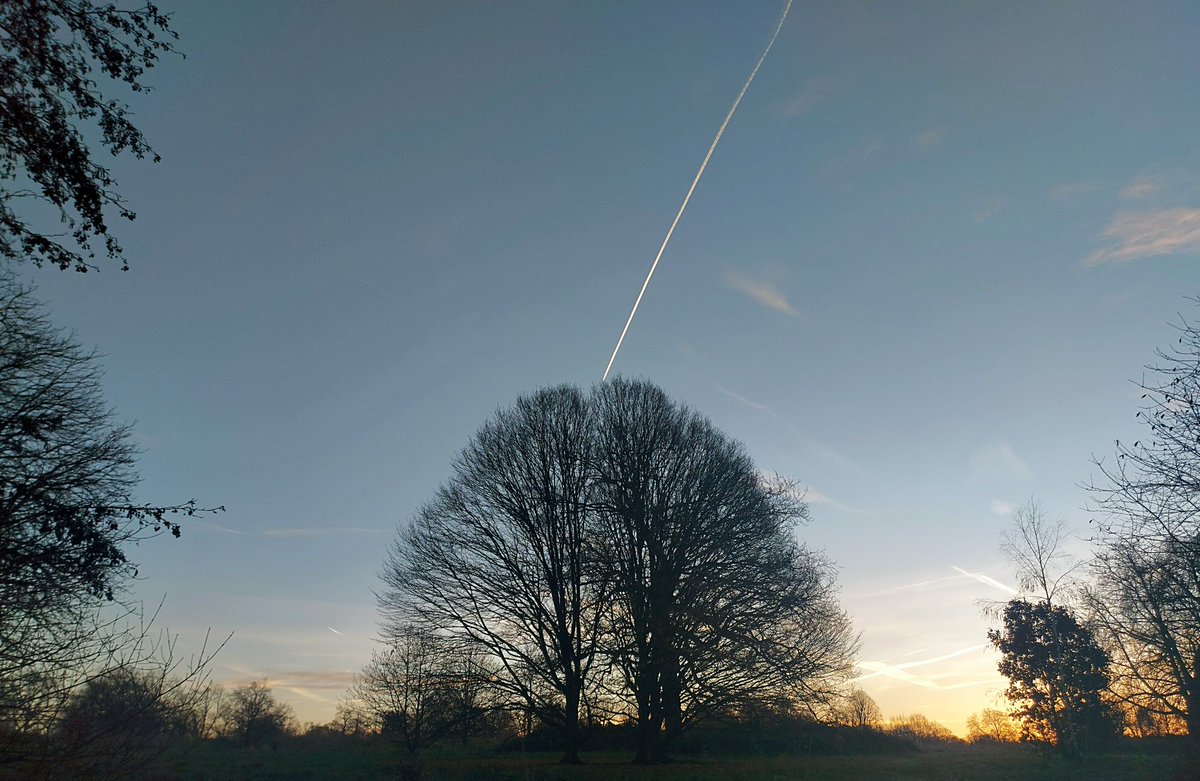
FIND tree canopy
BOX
[381,379,856,764]
[989,599,1119,756]
[1,0,178,272]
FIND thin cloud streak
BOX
[801,487,860,513]
[601,0,793,380]
[1121,177,1161,199]
[260,526,382,538]
[969,441,1033,483]
[916,127,945,148]
[707,380,867,477]
[726,272,797,316]
[853,644,988,688]
[990,499,1014,517]
[1085,209,1200,266]
[861,574,964,598]
[714,383,771,411]
[778,75,839,117]
[951,565,1018,595]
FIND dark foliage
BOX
[221,681,295,747]
[0,1,179,272]
[989,599,1120,756]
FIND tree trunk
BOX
[560,685,582,764]
[1186,650,1200,754]
[656,652,681,763]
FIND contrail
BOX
[601,0,793,381]
[951,565,1018,595]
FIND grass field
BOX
[164,740,1197,781]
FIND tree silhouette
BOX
[349,627,490,756]
[0,272,222,768]
[221,681,295,747]
[381,385,602,764]
[988,599,1119,756]
[1,0,179,272]
[839,688,882,729]
[381,380,855,765]
[1086,302,1200,744]
[591,379,855,762]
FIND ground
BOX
[161,740,1196,781]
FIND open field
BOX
[164,741,1197,781]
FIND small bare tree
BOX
[838,688,882,729]
[220,681,295,747]
[965,708,1021,743]
[351,628,457,755]
[1000,499,1080,605]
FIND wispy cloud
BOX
[1085,209,1200,266]
[706,381,867,478]
[714,383,771,411]
[192,520,385,539]
[778,76,839,117]
[726,272,797,316]
[951,565,1018,595]
[1048,180,1099,201]
[853,644,988,689]
[801,487,862,514]
[343,269,393,296]
[1120,176,1161,199]
[855,136,884,161]
[969,441,1033,483]
[972,198,1005,224]
[260,526,382,538]
[861,574,964,598]
[916,127,946,148]
[191,519,246,536]
[989,499,1014,517]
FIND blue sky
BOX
[17,1,1200,732]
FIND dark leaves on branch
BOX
[0,1,179,272]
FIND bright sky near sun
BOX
[17,1,1200,735]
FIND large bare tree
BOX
[380,380,855,764]
[590,379,855,762]
[380,385,603,763]
[1085,304,1200,743]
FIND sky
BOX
[15,0,1200,734]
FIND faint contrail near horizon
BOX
[601,0,794,381]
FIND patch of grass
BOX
[161,739,1194,781]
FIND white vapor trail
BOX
[601,0,793,381]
